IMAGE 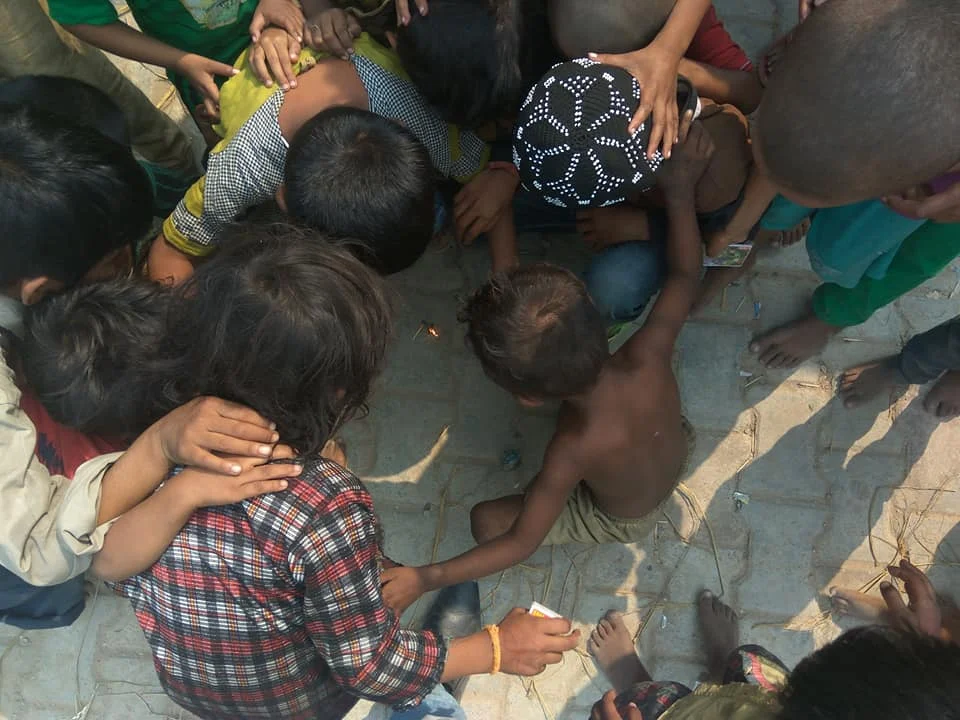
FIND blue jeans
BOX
[389,684,466,720]
[0,566,86,629]
[512,190,664,322]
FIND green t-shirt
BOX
[49,0,258,108]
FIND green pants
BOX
[0,0,199,176]
[813,221,960,327]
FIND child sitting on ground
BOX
[511,58,750,325]
[26,223,581,719]
[380,120,714,611]
[701,0,960,369]
[146,28,516,284]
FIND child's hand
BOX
[146,235,198,286]
[497,608,580,675]
[169,448,301,509]
[250,27,301,90]
[250,0,304,43]
[588,42,682,159]
[396,0,429,26]
[454,166,520,245]
[880,559,943,638]
[885,183,960,223]
[303,8,361,60]
[590,691,642,720]
[381,565,429,614]
[174,53,239,120]
[153,397,281,476]
[656,112,713,194]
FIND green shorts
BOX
[541,417,695,546]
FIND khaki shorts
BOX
[541,417,696,546]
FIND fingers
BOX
[201,95,220,123]
[914,183,960,220]
[249,10,267,42]
[880,580,908,616]
[882,194,923,220]
[534,615,574,637]
[415,0,429,15]
[677,108,694,144]
[396,0,428,26]
[630,100,653,141]
[265,37,299,89]
[890,559,936,602]
[346,15,362,38]
[212,400,278,436]
[270,444,297,460]
[539,629,581,653]
[206,59,241,80]
[662,93,679,158]
[332,14,356,57]
[278,8,305,41]
[249,45,272,87]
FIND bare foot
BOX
[829,587,889,623]
[588,610,650,693]
[698,590,739,682]
[771,218,811,248]
[838,356,905,409]
[577,205,650,251]
[321,438,348,467]
[749,312,842,368]
[693,248,759,315]
[924,370,960,419]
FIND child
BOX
[0,103,283,629]
[0,0,199,183]
[39,223,581,719]
[587,587,960,720]
[707,0,960,369]
[839,316,960,420]
[48,0,303,119]
[0,76,198,217]
[380,120,714,611]
[510,58,750,325]
[146,29,500,284]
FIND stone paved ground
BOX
[4,3,960,718]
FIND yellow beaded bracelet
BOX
[484,624,501,674]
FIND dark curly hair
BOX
[150,223,394,454]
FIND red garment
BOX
[18,390,122,476]
[686,5,754,72]
[113,458,446,720]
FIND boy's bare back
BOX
[549,340,685,521]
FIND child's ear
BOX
[275,184,289,212]
[19,276,61,305]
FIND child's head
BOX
[754,0,960,207]
[459,263,608,404]
[395,0,523,128]
[548,0,676,58]
[513,59,697,208]
[22,278,169,438]
[155,223,393,455]
[779,625,960,719]
[0,75,130,147]
[0,101,152,301]
[283,106,435,275]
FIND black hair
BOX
[0,104,153,289]
[152,223,393,455]
[779,625,960,720]
[755,0,960,204]
[548,0,676,58]
[0,75,130,147]
[459,263,608,400]
[395,0,524,128]
[22,278,169,439]
[284,106,434,275]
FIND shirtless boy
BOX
[381,121,713,610]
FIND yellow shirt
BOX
[164,34,490,256]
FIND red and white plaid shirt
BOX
[114,457,446,719]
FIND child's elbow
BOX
[90,553,129,583]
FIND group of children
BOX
[2,0,960,717]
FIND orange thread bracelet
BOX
[484,624,501,674]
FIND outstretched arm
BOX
[382,449,582,609]
[623,117,714,360]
